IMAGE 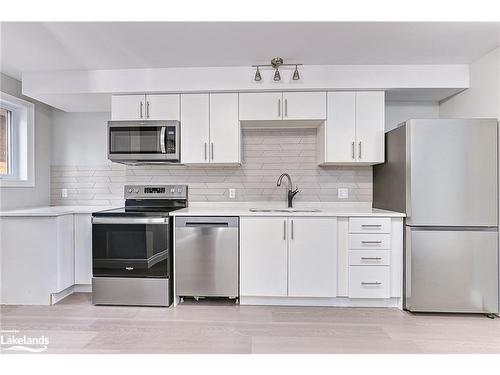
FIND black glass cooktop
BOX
[92,206,184,218]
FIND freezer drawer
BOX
[175,216,239,298]
[405,227,499,313]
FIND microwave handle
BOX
[160,127,167,154]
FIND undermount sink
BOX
[249,208,321,213]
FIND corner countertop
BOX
[0,205,119,217]
[170,203,405,218]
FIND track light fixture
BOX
[252,57,302,82]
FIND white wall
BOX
[51,111,110,165]
[385,102,439,131]
[439,47,500,119]
[0,74,52,210]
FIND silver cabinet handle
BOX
[140,101,143,119]
[291,219,294,240]
[146,101,150,119]
[211,142,214,160]
[361,257,382,260]
[283,220,286,240]
[361,240,382,244]
[358,141,362,159]
[278,99,281,117]
[361,224,382,228]
[361,281,382,285]
[284,98,288,117]
[351,142,355,159]
[204,143,207,161]
[160,127,166,154]
[125,267,134,271]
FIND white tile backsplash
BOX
[51,128,372,206]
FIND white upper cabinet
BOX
[239,91,327,121]
[319,91,385,165]
[145,94,180,121]
[240,217,288,297]
[282,92,326,120]
[180,94,210,164]
[181,93,240,164]
[355,91,385,163]
[111,94,179,121]
[209,93,240,164]
[288,217,337,297]
[239,92,283,121]
[111,94,146,121]
[324,92,357,163]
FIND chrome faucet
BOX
[277,173,299,208]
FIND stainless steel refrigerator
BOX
[373,119,499,314]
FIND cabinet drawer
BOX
[348,250,390,266]
[349,217,391,233]
[348,266,390,298]
[348,234,391,249]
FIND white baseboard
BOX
[240,296,402,308]
[51,284,92,304]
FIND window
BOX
[0,91,35,187]
[0,107,13,175]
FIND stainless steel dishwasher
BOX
[175,216,239,299]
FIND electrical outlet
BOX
[338,188,348,199]
[61,188,68,198]
[228,188,236,199]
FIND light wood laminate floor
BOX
[1,293,499,354]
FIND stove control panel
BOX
[124,185,188,199]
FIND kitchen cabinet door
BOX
[74,214,92,285]
[56,214,75,292]
[111,94,147,121]
[355,91,385,164]
[180,94,210,164]
[282,92,326,120]
[324,92,356,163]
[209,93,240,164]
[239,92,283,121]
[145,94,180,120]
[240,217,288,297]
[288,217,337,297]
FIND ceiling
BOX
[1,22,500,80]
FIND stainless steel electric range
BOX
[91,184,188,306]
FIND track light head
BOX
[254,66,262,81]
[273,69,281,82]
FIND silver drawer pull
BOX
[361,257,382,260]
[125,267,134,271]
[361,241,382,244]
[361,224,382,227]
[361,281,382,285]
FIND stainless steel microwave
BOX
[108,120,180,164]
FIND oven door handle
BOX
[160,126,167,154]
[92,217,168,224]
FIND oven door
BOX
[92,217,170,278]
[108,121,179,161]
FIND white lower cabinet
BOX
[239,215,403,305]
[240,216,337,298]
[74,213,93,285]
[348,266,390,298]
[240,217,288,296]
[288,217,337,297]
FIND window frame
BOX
[0,107,13,176]
[0,91,35,187]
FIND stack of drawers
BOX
[348,217,391,298]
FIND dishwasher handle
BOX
[175,216,239,228]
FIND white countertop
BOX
[1,203,405,218]
[171,203,405,217]
[0,205,118,217]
